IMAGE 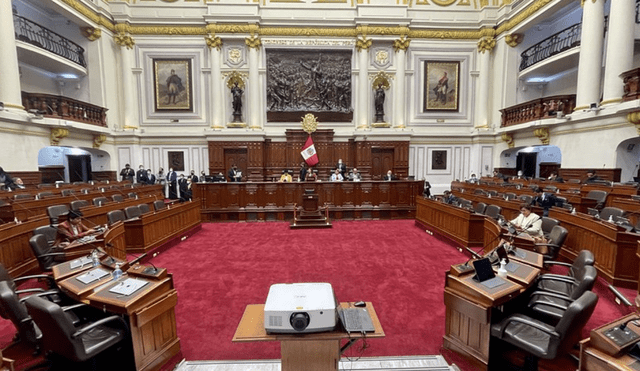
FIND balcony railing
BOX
[22,92,107,127]
[519,23,581,72]
[500,95,576,128]
[13,14,86,68]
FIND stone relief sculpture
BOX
[266,50,352,115]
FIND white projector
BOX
[264,283,337,334]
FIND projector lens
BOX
[290,312,310,331]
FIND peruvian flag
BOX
[300,135,319,166]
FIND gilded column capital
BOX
[245,35,262,50]
[114,23,135,49]
[355,36,372,52]
[80,27,102,41]
[501,132,514,148]
[393,36,410,52]
[205,34,223,50]
[533,127,550,145]
[581,0,599,7]
[626,111,640,135]
[50,128,69,146]
[93,134,107,148]
[505,33,523,47]
[477,36,496,54]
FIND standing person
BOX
[120,164,135,183]
[228,164,242,182]
[189,170,198,183]
[178,174,189,201]
[423,179,431,197]
[336,159,347,179]
[166,69,183,105]
[146,169,156,185]
[136,165,147,184]
[532,187,557,217]
[157,168,167,197]
[0,167,18,191]
[167,168,178,199]
[299,162,307,182]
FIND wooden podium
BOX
[290,189,332,229]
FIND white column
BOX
[357,45,369,129]
[575,0,605,109]
[476,41,492,128]
[246,36,261,130]
[0,3,23,110]
[114,25,138,129]
[393,48,406,128]
[602,0,635,104]
[210,40,224,129]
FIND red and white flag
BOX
[300,135,319,166]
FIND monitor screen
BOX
[472,258,495,282]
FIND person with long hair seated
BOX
[54,210,99,247]
[509,203,543,241]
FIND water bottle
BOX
[91,250,100,267]
[497,259,508,278]
[112,262,123,280]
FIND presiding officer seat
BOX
[24,295,128,366]
[490,291,598,371]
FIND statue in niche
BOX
[374,83,386,122]
[265,50,352,114]
[231,82,243,122]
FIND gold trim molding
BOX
[50,128,69,146]
[81,27,102,41]
[393,36,411,52]
[505,33,523,47]
[205,34,222,50]
[626,111,640,135]
[93,134,107,148]
[501,132,514,148]
[477,36,496,53]
[245,35,262,50]
[533,127,550,145]
[355,36,372,51]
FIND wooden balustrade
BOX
[500,95,576,127]
[22,92,107,127]
[622,67,640,102]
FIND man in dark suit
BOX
[299,162,307,182]
[167,168,178,199]
[531,187,557,217]
[120,164,135,183]
[136,165,147,184]
[443,190,458,205]
[336,159,347,179]
[383,170,396,181]
[228,164,242,182]
[146,169,156,185]
[178,174,189,201]
[548,172,564,183]
[189,170,199,183]
[584,170,600,184]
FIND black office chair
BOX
[24,295,128,366]
[47,205,69,226]
[474,189,487,195]
[70,200,89,211]
[137,203,150,214]
[61,189,75,197]
[153,200,166,211]
[80,188,92,195]
[518,194,533,204]
[92,197,109,207]
[504,192,517,201]
[533,225,568,261]
[540,217,559,240]
[584,190,608,210]
[127,192,138,199]
[37,191,55,199]
[14,194,33,200]
[598,207,625,222]
[528,265,597,325]
[33,225,58,247]
[537,250,595,295]
[474,202,487,214]
[124,206,141,220]
[111,194,124,203]
[106,210,125,226]
[543,185,558,193]
[28,235,66,272]
[0,281,42,350]
[484,205,502,220]
[490,291,598,371]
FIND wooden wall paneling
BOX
[208,142,224,174]
[38,166,64,184]
[558,168,621,182]
[9,171,42,187]
[356,141,372,179]
[92,171,117,181]
[247,142,264,181]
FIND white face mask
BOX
[169,169,173,172]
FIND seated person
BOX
[508,204,543,240]
[423,179,431,197]
[350,168,362,181]
[531,187,557,217]
[442,190,458,205]
[548,171,564,183]
[279,170,293,182]
[383,170,396,181]
[306,169,318,182]
[584,170,600,184]
[330,169,343,182]
[468,173,479,183]
[54,210,99,247]
[13,178,25,189]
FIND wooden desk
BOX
[233,302,384,371]
[579,313,640,370]
[415,197,485,249]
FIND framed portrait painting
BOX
[153,59,193,112]
[423,61,460,112]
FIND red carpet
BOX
[0,220,635,370]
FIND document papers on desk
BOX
[69,257,93,269]
[76,268,109,284]
[339,308,375,333]
[109,278,148,296]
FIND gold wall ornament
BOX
[114,25,135,49]
[81,27,102,41]
[581,0,599,7]
[375,49,389,65]
[505,33,523,47]
[245,35,262,50]
[205,34,223,50]
[393,36,411,52]
[224,71,248,89]
[93,134,107,148]
[501,132,514,148]
[477,36,496,53]
[626,111,640,135]
[533,127,550,145]
[50,128,69,146]
[371,71,392,90]
[431,0,457,5]
[301,113,319,134]
[355,36,372,51]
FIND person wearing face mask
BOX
[146,169,156,185]
[228,164,242,182]
[136,165,148,184]
[167,168,178,199]
[189,170,198,183]
[120,164,135,183]
[178,174,189,201]
[157,167,167,197]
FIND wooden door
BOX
[224,149,248,175]
[371,148,394,180]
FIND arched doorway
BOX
[38,146,111,183]
[499,145,562,179]
[615,138,640,182]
